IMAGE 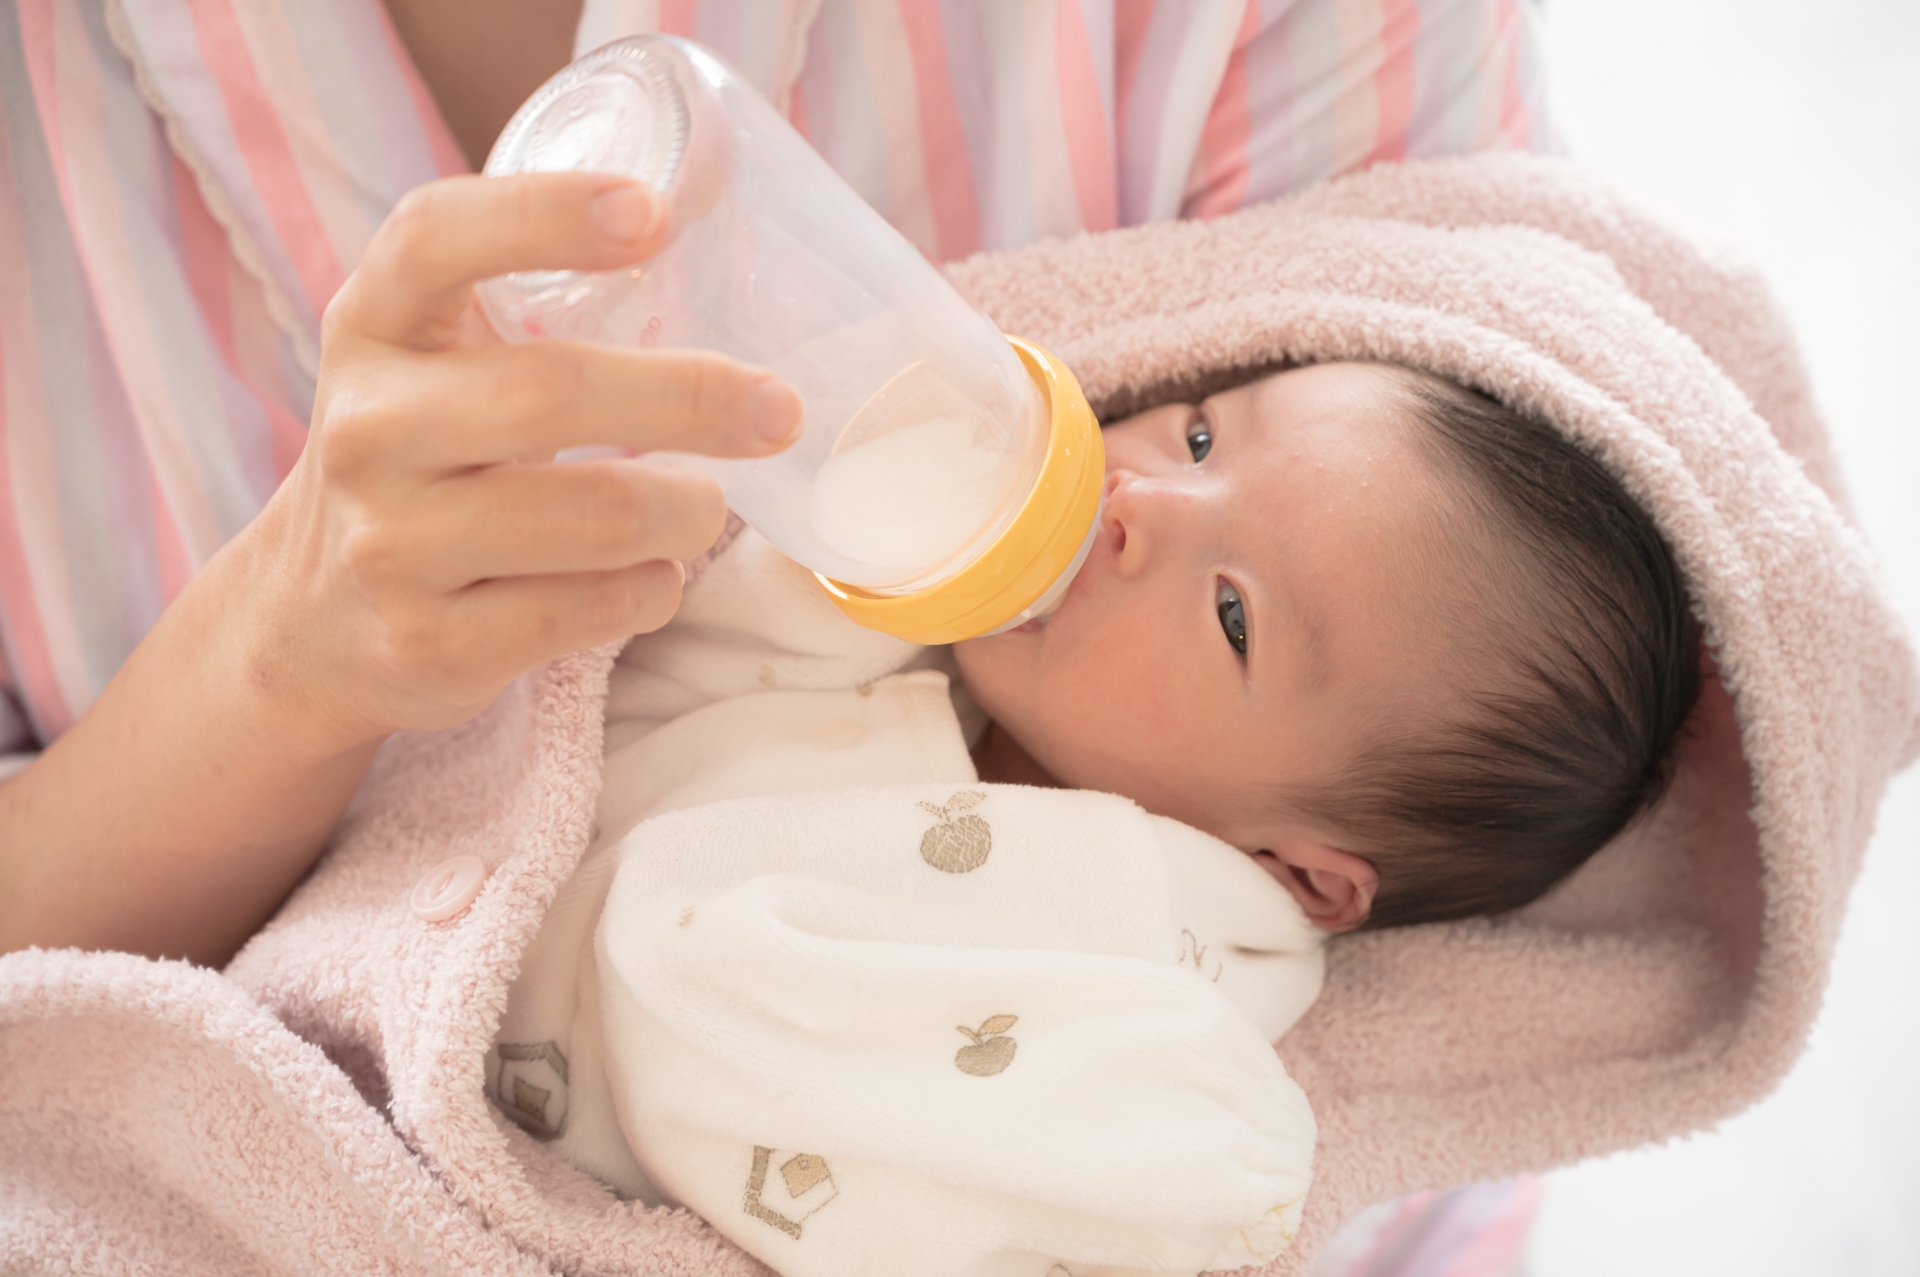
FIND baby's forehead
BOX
[1227,362,1444,447]
[1235,365,1527,680]
[1229,364,1473,510]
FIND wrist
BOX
[169,505,392,770]
[0,503,387,963]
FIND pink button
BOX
[411,855,489,923]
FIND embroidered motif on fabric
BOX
[917,791,991,872]
[511,1077,550,1121]
[1178,929,1225,982]
[494,1041,570,1140]
[954,1015,1018,1076]
[744,1146,839,1238]
[780,1153,832,1196]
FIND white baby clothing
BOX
[492,529,1323,1277]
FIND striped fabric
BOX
[582,0,1553,258]
[0,0,1553,762]
[1311,1177,1544,1277]
[0,0,462,753]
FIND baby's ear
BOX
[1253,841,1378,932]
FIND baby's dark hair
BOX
[1285,371,1700,929]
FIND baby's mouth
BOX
[995,491,1110,640]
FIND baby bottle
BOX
[476,36,1103,644]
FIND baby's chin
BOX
[947,635,1031,734]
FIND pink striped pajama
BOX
[0,0,1552,778]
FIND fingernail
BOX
[591,184,660,242]
[751,377,804,446]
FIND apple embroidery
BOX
[954,1015,1019,1076]
[917,791,991,873]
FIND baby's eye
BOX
[1216,580,1247,655]
[1185,418,1213,463]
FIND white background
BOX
[1528,2,1920,1274]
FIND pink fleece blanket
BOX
[4,153,1915,1276]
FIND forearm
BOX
[0,533,382,968]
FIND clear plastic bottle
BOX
[477,36,1102,644]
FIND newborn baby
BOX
[490,361,1698,1277]
[963,359,1699,931]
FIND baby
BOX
[965,360,1699,932]
[490,359,1698,1277]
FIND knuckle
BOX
[673,352,742,434]
[382,185,442,261]
[578,573,638,635]
[319,286,354,349]
[378,608,450,678]
[337,522,400,594]
[313,378,405,484]
[371,182,463,296]
[579,469,651,554]
[494,346,584,420]
[316,404,378,482]
[505,177,545,248]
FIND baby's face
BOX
[954,362,1476,858]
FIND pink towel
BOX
[3,153,1914,1276]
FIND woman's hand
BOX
[0,173,798,966]
[251,171,801,745]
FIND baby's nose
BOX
[1102,469,1206,577]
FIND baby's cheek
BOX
[1056,675,1189,783]
[949,637,1018,720]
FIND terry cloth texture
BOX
[3,152,1915,1276]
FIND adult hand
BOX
[0,172,800,965]
[248,171,802,747]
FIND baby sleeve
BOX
[591,784,1317,1277]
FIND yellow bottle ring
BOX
[814,336,1104,644]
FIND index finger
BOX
[363,341,806,470]
[332,173,667,349]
